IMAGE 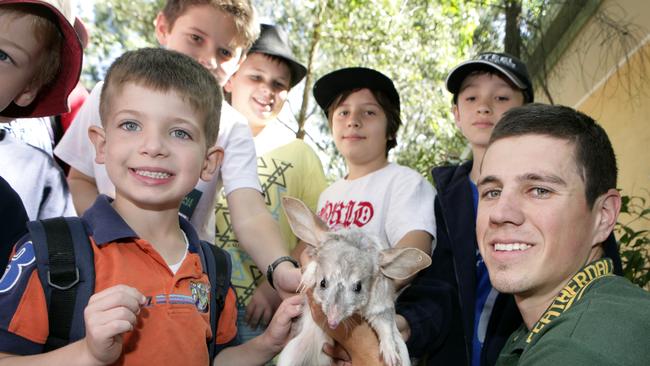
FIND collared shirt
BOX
[0,195,237,365]
[497,258,650,366]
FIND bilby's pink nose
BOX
[327,306,340,329]
[328,320,339,329]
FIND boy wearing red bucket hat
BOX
[0,0,82,119]
[0,0,82,273]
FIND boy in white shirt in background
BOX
[220,23,327,341]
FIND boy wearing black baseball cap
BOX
[311,67,434,260]
[220,23,328,342]
[304,67,436,364]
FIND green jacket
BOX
[497,258,650,366]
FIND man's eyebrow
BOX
[477,173,567,187]
[517,173,567,186]
[477,175,500,187]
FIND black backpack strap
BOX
[28,217,94,351]
[199,241,231,365]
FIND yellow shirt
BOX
[215,139,327,306]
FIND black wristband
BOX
[266,256,299,290]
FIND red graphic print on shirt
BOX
[318,200,374,229]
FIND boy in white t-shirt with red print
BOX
[307,67,437,363]
[312,67,436,255]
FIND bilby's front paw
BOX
[379,337,402,366]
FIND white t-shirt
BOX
[0,130,75,220]
[54,82,261,242]
[317,163,436,250]
[253,119,295,155]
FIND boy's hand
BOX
[307,290,384,366]
[273,263,302,299]
[82,285,146,365]
[259,294,304,354]
[246,280,281,329]
[323,342,352,366]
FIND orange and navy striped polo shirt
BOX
[0,195,238,364]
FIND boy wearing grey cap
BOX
[221,23,327,342]
[395,53,623,366]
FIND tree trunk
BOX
[504,0,522,57]
[296,0,328,139]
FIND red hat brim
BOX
[0,0,82,118]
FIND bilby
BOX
[277,197,431,366]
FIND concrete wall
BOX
[534,0,650,224]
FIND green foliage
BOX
[616,192,650,289]
[81,0,161,87]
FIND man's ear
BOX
[592,188,622,245]
[154,12,170,46]
[200,145,223,182]
[88,125,107,165]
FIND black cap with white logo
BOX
[446,52,534,103]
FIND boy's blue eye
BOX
[219,48,232,58]
[120,121,140,131]
[0,50,12,63]
[189,34,203,43]
[171,129,191,140]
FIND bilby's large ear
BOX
[282,196,329,248]
[379,247,432,280]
